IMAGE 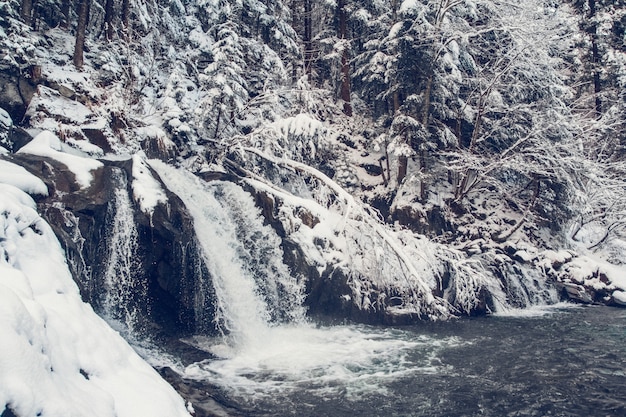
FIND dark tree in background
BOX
[103,0,114,40]
[73,0,88,68]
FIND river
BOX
[142,163,626,416]
[169,304,626,417]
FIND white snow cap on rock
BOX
[0,108,12,128]
[16,131,103,189]
[132,152,168,216]
[0,184,191,417]
[0,160,48,196]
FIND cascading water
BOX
[495,262,561,315]
[148,161,462,407]
[149,161,306,346]
[102,168,146,331]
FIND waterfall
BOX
[498,262,560,310]
[149,161,306,346]
[102,168,146,331]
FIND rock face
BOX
[13,153,219,337]
[0,68,37,123]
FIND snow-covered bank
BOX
[0,181,191,417]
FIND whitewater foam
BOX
[182,324,464,401]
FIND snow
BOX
[562,254,626,295]
[0,107,11,128]
[399,0,419,14]
[239,148,450,318]
[16,131,103,189]
[131,152,167,216]
[613,290,626,305]
[26,85,92,125]
[0,184,191,417]
[0,160,48,196]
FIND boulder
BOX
[611,290,626,307]
[558,282,594,304]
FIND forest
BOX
[1,0,626,312]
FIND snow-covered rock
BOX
[0,159,48,196]
[612,290,626,306]
[0,183,191,417]
[17,131,103,189]
[132,152,168,216]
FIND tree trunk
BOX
[121,0,130,38]
[419,149,426,200]
[588,0,602,117]
[422,74,433,126]
[73,0,89,69]
[338,0,352,116]
[104,0,115,41]
[20,0,33,25]
[303,0,313,82]
[397,155,408,185]
[290,0,299,83]
[60,0,71,28]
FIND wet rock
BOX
[6,127,33,153]
[305,265,354,321]
[0,70,37,122]
[558,282,594,304]
[158,367,242,417]
[1,407,19,417]
[82,125,113,153]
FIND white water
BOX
[147,161,572,407]
[147,162,467,401]
[183,324,466,403]
[102,168,144,330]
[150,161,305,346]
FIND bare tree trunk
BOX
[73,0,89,69]
[303,0,313,82]
[214,104,223,139]
[104,0,115,41]
[338,0,352,116]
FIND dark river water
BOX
[158,304,626,417]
